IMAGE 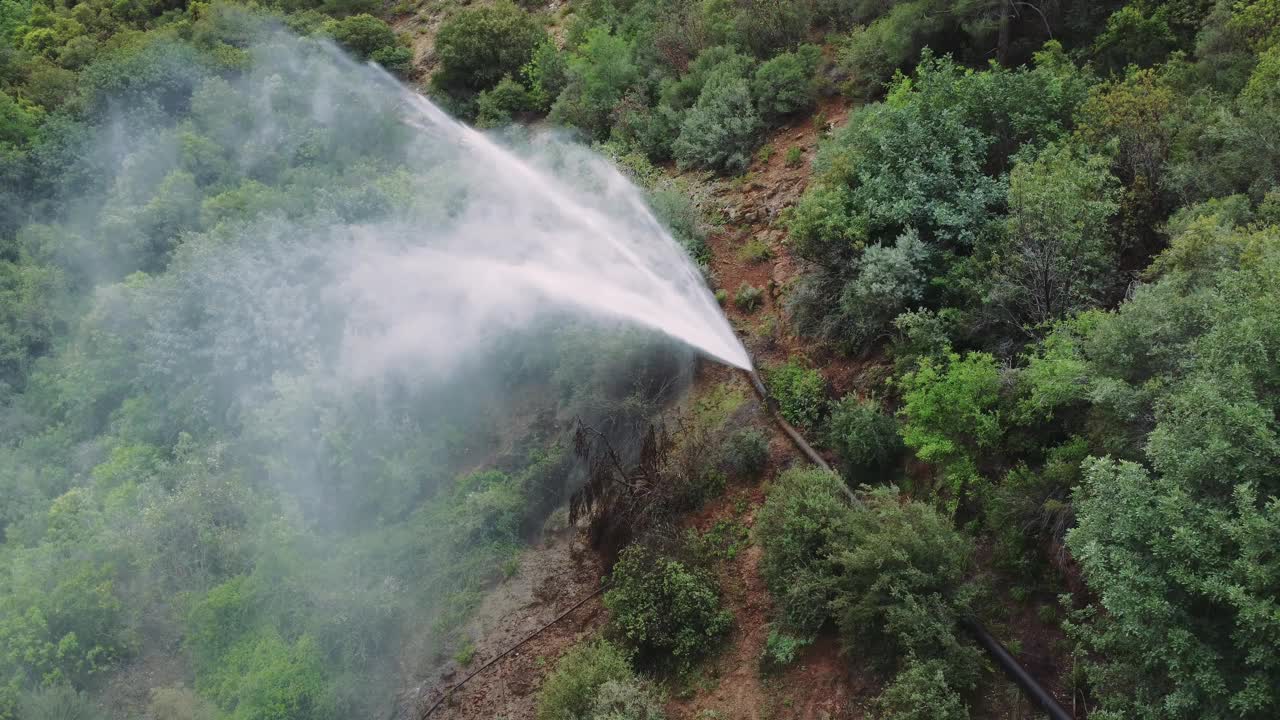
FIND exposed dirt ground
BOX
[408,526,607,720]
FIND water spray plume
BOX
[338,63,751,374]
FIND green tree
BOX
[671,67,761,173]
[988,143,1119,329]
[431,1,545,98]
[751,44,820,122]
[897,352,1002,512]
[603,542,731,669]
[549,26,638,140]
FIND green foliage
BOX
[535,640,634,720]
[762,360,827,430]
[432,1,546,98]
[736,237,771,264]
[732,282,762,312]
[475,76,532,128]
[873,658,969,720]
[1067,458,1280,719]
[784,145,802,167]
[752,45,820,122]
[672,68,761,173]
[550,26,638,140]
[1092,4,1177,76]
[604,542,731,670]
[760,627,811,671]
[986,142,1119,329]
[827,487,976,671]
[755,467,849,632]
[758,473,979,705]
[17,684,103,720]
[647,186,708,263]
[720,428,768,479]
[204,633,336,720]
[896,352,1002,512]
[325,13,396,58]
[823,394,901,479]
[522,40,568,111]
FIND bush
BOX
[784,146,803,167]
[829,488,975,669]
[536,640,634,720]
[737,237,772,264]
[369,45,413,75]
[19,685,104,720]
[475,76,532,128]
[823,394,902,479]
[588,679,665,720]
[604,542,731,669]
[733,283,763,312]
[757,477,979,684]
[326,14,397,59]
[755,467,850,632]
[721,428,768,479]
[672,69,761,173]
[896,351,1003,512]
[550,27,638,141]
[873,658,969,720]
[522,40,568,111]
[731,0,813,57]
[763,360,827,430]
[648,186,708,263]
[752,45,820,122]
[432,1,545,96]
[760,627,812,671]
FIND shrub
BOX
[752,45,820,122]
[760,627,812,671]
[737,237,772,264]
[714,289,728,304]
[612,94,682,162]
[873,658,969,720]
[369,45,412,75]
[896,351,1003,512]
[672,69,761,173]
[536,640,634,720]
[829,488,975,669]
[762,360,827,430]
[784,146,803,167]
[733,283,763,312]
[604,542,731,669]
[758,476,978,684]
[522,40,568,112]
[18,685,104,720]
[823,394,902,479]
[790,228,933,354]
[432,1,545,96]
[475,76,532,128]
[731,0,813,57]
[755,467,851,632]
[648,187,708,263]
[326,14,396,59]
[550,27,638,140]
[721,428,768,479]
[588,679,665,720]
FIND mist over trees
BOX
[3,0,1280,718]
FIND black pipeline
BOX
[742,367,1073,720]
